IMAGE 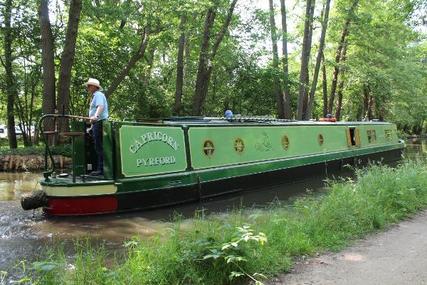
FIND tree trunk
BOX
[135,47,155,119]
[321,53,328,117]
[335,76,345,120]
[192,7,215,116]
[363,84,369,120]
[269,0,285,118]
[280,0,291,118]
[377,105,385,121]
[210,0,238,60]
[307,0,331,119]
[39,0,56,145]
[3,0,17,149]
[368,95,374,120]
[57,0,82,135]
[192,0,238,116]
[328,0,359,114]
[334,43,348,120]
[14,92,30,146]
[296,0,315,120]
[106,27,150,97]
[27,77,37,145]
[173,15,187,115]
[184,26,192,80]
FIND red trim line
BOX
[44,196,118,216]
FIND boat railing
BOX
[219,116,296,123]
[163,116,297,124]
[38,113,89,181]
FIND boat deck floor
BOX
[52,174,114,184]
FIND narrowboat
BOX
[21,114,404,216]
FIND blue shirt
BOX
[89,90,108,120]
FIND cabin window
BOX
[384,129,393,141]
[203,140,215,156]
[234,138,245,153]
[367,129,377,143]
[0,129,4,133]
[348,127,360,147]
[281,135,289,150]
[318,134,324,146]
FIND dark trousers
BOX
[92,120,103,173]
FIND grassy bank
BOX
[24,160,427,284]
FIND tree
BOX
[328,0,359,115]
[2,0,18,148]
[56,0,82,134]
[105,27,150,98]
[191,0,238,116]
[296,0,316,120]
[280,0,292,118]
[39,0,56,143]
[329,0,424,124]
[268,0,285,118]
[306,0,331,119]
[321,53,328,117]
[334,40,347,120]
[173,14,187,115]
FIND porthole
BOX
[384,129,392,141]
[281,135,289,150]
[318,134,324,145]
[234,138,245,153]
[367,129,377,143]
[203,140,215,156]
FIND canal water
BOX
[0,139,425,281]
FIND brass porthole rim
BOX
[234,138,245,153]
[282,135,290,150]
[203,140,215,156]
[318,134,324,145]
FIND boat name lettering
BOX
[136,156,176,167]
[129,131,178,153]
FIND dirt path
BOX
[268,210,427,285]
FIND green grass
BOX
[23,160,427,284]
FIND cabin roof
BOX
[117,116,393,127]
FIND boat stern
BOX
[43,177,118,216]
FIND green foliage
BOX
[0,0,42,132]
[0,143,71,157]
[1,0,426,155]
[201,224,267,283]
[326,0,427,125]
[25,160,427,284]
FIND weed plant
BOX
[26,160,427,285]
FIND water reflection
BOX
[404,138,427,160]
[0,172,41,201]
[31,216,172,241]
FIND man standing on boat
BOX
[85,78,108,176]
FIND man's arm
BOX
[90,105,104,122]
